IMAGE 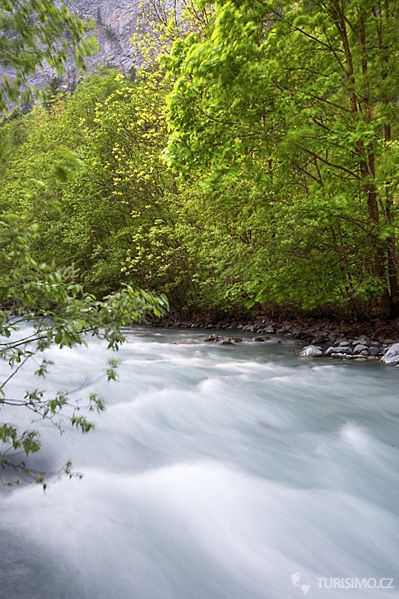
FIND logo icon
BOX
[291,572,311,596]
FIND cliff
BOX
[63,0,142,81]
[1,0,147,100]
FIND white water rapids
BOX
[0,328,398,598]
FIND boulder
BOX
[369,340,380,348]
[339,346,352,355]
[357,335,372,346]
[338,340,351,347]
[300,345,323,358]
[381,343,399,366]
[218,336,235,345]
[368,347,380,357]
[325,346,345,356]
[352,344,369,355]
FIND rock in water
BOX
[205,334,219,342]
[381,343,399,366]
[218,336,234,345]
[300,345,323,358]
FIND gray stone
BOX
[300,345,323,358]
[381,343,399,366]
[368,347,380,357]
[338,340,351,347]
[352,344,369,355]
[218,336,235,345]
[325,346,344,355]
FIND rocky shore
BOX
[152,314,399,366]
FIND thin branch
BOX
[303,148,360,179]
[0,333,47,348]
[0,353,33,392]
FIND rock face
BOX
[1,0,153,98]
[64,0,141,75]
[381,343,399,366]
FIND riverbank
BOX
[151,312,399,363]
[153,313,399,343]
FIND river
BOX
[0,328,398,598]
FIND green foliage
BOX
[163,0,399,315]
[0,70,131,296]
[0,0,169,488]
[3,0,399,347]
[0,215,168,485]
[0,2,208,307]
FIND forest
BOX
[2,0,399,322]
[1,3,399,592]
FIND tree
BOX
[164,0,399,316]
[0,69,131,297]
[0,1,212,309]
[0,1,167,485]
[122,0,214,308]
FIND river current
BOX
[0,328,398,598]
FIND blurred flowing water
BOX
[1,328,399,598]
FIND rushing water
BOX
[1,328,399,599]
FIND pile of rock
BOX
[204,334,270,345]
[204,334,238,345]
[301,336,399,366]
